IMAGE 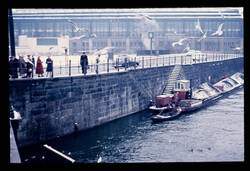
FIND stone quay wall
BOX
[9,57,243,147]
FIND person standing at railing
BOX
[80,52,88,75]
[36,56,44,77]
[19,56,27,78]
[32,55,35,77]
[9,56,19,79]
[46,56,53,77]
[96,54,100,74]
[26,55,34,78]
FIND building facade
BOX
[11,8,243,55]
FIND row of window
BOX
[14,19,243,38]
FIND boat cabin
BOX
[173,80,191,100]
[155,94,174,107]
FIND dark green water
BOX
[19,88,244,163]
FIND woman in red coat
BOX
[36,56,44,77]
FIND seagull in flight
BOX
[97,156,102,163]
[89,33,97,38]
[172,38,187,47]
[183,44,190,52]
[69,35,87,40]
[136,13,153,20]
[197,32,207,42]
[195,19,204,34]
[211,23,224,36]
[68,19,89,32]
[233,47,241,50]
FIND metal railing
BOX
[9,53,243,79]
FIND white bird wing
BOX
[97,156,102,163]
[70,35,86,40]
[234,47,241,50]
[179,38,187,43]
[78,35,87,39]
[203,32,207,38]
[90,33,97,38]
[68,20,78,29]
[217,23,224,32]
[172,42,177,47]
[196,19,204,34]
[80,28,89,32]
[211,23,224,36]
[198,32,207,42]
[184,45,190,51]
[211,31,218,36]
[68,20,80,32]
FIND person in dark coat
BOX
[9,56,19,79]
[96,54,100,74]
[36,56,44,77]
[31,55,35,77]
[19,56,27,78]
[46,56,53,77]
[80,52,88,75]
[26,55,34,78]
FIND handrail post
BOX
[142,57,144,68]
[150,57,151,68]
[69,60,71,76]
[52,61,53,78]
[107,57,109,73]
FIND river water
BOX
[19,88,244,163]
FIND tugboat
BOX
[150,72,244,122]
[150,80,193,122]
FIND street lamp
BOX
[8,8,16,57]
[148,32,154,55]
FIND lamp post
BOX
[8,8,16,57]
[148,32,154,55]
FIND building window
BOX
[37,38,58,45]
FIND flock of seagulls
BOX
[68,13,238,52]
[172,18,226,49]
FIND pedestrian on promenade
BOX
[80,52,88,75]
[36,56,44,77]
[32,55,35,77]
[46,56,53,77]
[9,56,19,79]
[19,56,27,78]
[96,54,100,74]
[26,55,34,78]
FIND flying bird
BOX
[195,19,204,34]
[70,35,87,40]
[90,33,97,38]
[97,156,102,163]
[211,23,224,36]
[68,19,89,32]
[197,32,207,42]
[183,45,190,52]
[233,47,241,50]
[172,38,187,47]
[136,13,153,20]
